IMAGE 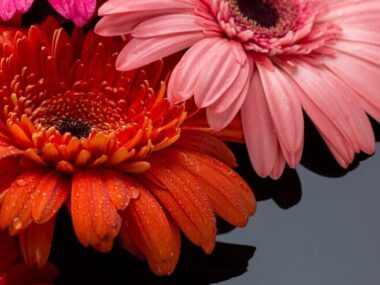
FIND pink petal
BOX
[340,28,380,46]
[96,2,195,37]
[279,59,375,166]
[0,0,33,21]
[168,37,221,103]
[325,51,380,122]
[96,12,164,37]
[194,40,245,108]
[269,146,286,180]
[206,58,253,131]
[321,0,380,28]
[132,14,204,38]
[116,32,204,71]
[331,41,380,66]
[241,70,281,178]
[48,0,96,26]
[256,63,304,168]
[98,0,194,16]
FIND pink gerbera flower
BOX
[0,0,96,26]
[96,0,380,178]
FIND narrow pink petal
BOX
[331,41,380,66]
[0,0,33,21]
[279,60,359,150]
[256,63,304,168]
[321,0,380,28]
[278,59,374,165]
[116,32,204,71]
[194,40,247,108]
[167,37,221,103]
[96,12,164,37]
[208,54,252,113]
[269,147,286,180]
[241,70,280,178]
[48,0,96,26]
[98,0,194,16]
[206,58,253,131]
[132,14,204,38]
[325,51,380,122]
[340,28,380,46]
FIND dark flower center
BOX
[236,0,279,28]
[56,118,92,138]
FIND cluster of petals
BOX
[0,0,97,26]
[0,231,57,285]
[0,20,256,276]
[96,0,380,178]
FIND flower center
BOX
[56,118,91,138]
[235,0,279,28]
[0,25,186,173]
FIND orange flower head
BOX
[0,20,184,174]
[0,19,256,276]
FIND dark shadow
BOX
[22,0,66,27]
[301,115,375,177]
[370,117,380,142]
[51,212,256,285]
[230,143,302,210]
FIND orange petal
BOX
[169,147,256,227]
[182,107,244,143]
[31,171,69,224]
[18,218,55,269]
[119,227,146,261]
[100,170,139,211]
[121,184,181,276]
[176,131,237,167]
[71,170,121,252]
[0,231,19,272]
[0,141,23,159]
[214,114,244,143]
[0,171,44,235]
[4,262,58,285]
[0,157,24,196]
[147,155,216,254]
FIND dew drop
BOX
[12,217,23,230]
[16,179,27,187]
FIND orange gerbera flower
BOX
[0,231,57,285]
[0,19,256,275]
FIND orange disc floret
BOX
[0,20,185,174]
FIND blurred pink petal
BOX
[48,0,96,26]
[0,0,33,21]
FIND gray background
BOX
[219,144,380,285]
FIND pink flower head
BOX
[96,0,380,179]
[0,0,96,26]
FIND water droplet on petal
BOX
[16,179,27,187]
[12,217,23,230]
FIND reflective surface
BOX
[220,146,380,285]
[52,123,380,285]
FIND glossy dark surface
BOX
[219,145,380,285]
[52,131,380,285]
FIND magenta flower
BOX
[96,0,380,179]
[0,0,96,26]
